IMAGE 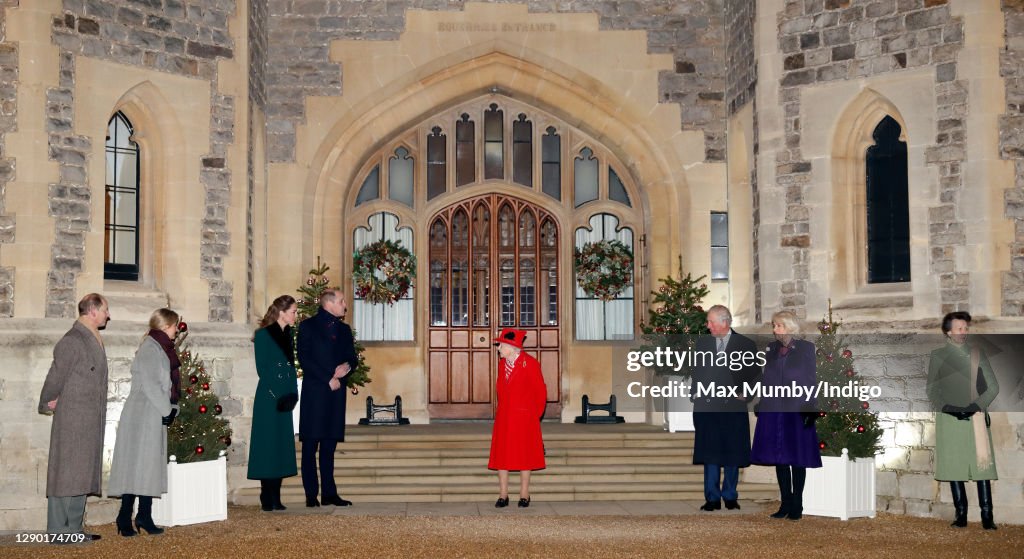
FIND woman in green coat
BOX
[247,295,300,511]
[927,311,999,530]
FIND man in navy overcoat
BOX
[298,288,358,507]
[691,305,761,511]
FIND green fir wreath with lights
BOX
[352,239,416,306]
[574,239,634,302]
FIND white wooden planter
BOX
[152,453,228,526]
[662,376,694,432]
[803,448,876,520]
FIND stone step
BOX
[236,482,778,505]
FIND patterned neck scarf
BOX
[503,352,521,380]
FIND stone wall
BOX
[0,1,17,318]
[48,0,238,321]
[773,0,967,319]
[246,0,268,322]
[1002,0,1024,315]
[265,0,729,162]
[725,0,756,114]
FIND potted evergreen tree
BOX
[153,322,232,526]
[802,306,884,520]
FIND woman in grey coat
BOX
[108,308,181,537]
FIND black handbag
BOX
[276,392,298,412]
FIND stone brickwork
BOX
[1001,0,1024,315]
[726,0,756,114]
[775,0,966,318]
[44,52,93,318]
[0,1,17,317]
[265,0,729,162]
[49,0,238,321]
[246,0,268,322]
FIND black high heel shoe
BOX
[495,497,509,508]
[518,497,531,508]
[134,519,165,535]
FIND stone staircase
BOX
[235,423,778,504]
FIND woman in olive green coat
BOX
[927,311,999,530]
[247,295,300,511]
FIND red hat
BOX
[493,328,527,349]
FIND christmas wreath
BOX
[574,239,634,301]
[353,239,416,305]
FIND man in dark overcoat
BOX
[691,304,760,511]
[297,288,358,507]
[37,293,111,540]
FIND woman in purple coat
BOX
[750,310,822,521]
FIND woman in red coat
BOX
[489,328,547,508]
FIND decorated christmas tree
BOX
[639,256,710,378]
[167,322,232,463]
[813,304,883,458]
[296,258,371,392]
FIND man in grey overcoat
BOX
[38,294,110,539]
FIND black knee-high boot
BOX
[978,480,997,530]
[116,495,137,537]
[949,481,967,527]
[788,466,806,521]
[271,478,287,511]
[260,480,273,511]
[134,496,165,535]
[772,466,792,519]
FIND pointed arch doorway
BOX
[427,193,561,419]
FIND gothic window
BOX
[575,213,634,340]
[389,147,414,207]
[429,219,448,326]
[866,116,910,283]
[513,114,533,187]
[484,104,504,180]
[574,148,598,207]
[427,127,447,201]
[542,127,561,200]
[356,165,380,206]
[456,114,475,187]
[104,111,140,281]
[609,168,631,207]
[353,212,414,341]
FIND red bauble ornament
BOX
[826,354,834,362]
[842,349,852,358]
[351,387,359,395]
[190,375,198,384]
[177,321,188,332]
[199,405,208,414]
[819,442,826,450]
[861,402,870,410]
[846,369,855,377]
[307,278,315,286]
[819,412,827,417]
[214,404,222,414]
[186,387,193,395]
[183,351,191,359]
[195,445,204,455]
[856,425,865,433]
[202,382,210,391]
[220,436,232,446]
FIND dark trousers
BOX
[703,464,739,502]
[775,465,807,512]
[301,438,338,499]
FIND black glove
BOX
[162,407,178,426]
[801,411,819,427]
[941,404,974,421]
[276,392,299,412]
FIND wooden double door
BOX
[427,193,561,419]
